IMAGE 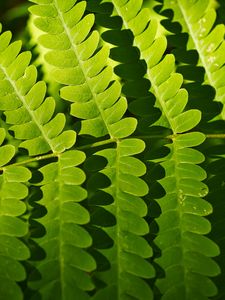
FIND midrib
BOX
[115,141,122,299]
[112,1,176,133]
[172,141,189,298]
[57,161,65,299]
[54,1,114,138]
[112,2,190,296]
[0,65,55,152]
[177,1,215,86]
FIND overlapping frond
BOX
[29,0,136,139]
[0,128,31,300]
[92,138,154,300]
[205,149,225,300]
[0,1,224,299]
[162,0,225,118]
[29,149,95,299]
[155,133,220,299]
[0,24,75,156]
[109,0,200,129]
[107,1,220,298]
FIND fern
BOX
[98,1,220,298]
[28,4,155,298]
[160,0,225,118]
[0,1,225,299]
[0,24,75,155]
[0,127,30,300]
[29,0,136,139]
[28,149,95,299]
[92,138,154,300]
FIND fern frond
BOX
[0,2,224,299]
[29,0,136,139]
[0,127,31,300]
[162,0,225,118]
[105,0,203,138]
[92,138,154,300]
[29,149,95,299]
[27,14,61,101]
[203,143,225,299]
[0,25,75,156]
[107,1,220,298]
[155,133,220,299]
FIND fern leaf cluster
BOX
[159,0,225,118]
[29,150,94,299]
[0,127,30,300]
[93,138,154,299]
[30,0,136,139]
[0,0,225,299]
[0,24,75,155]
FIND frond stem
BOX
[177,1,214,85]
[1,133,225,170]
[0,152,58,171]
[76,137,117,150]
[205,133,225,138]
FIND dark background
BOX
[0,0,30,39]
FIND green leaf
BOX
[92,137,154,298]
[30,0,137,139]
[0,0,223,299]
[0,145,15,167]
[103,1,220,298]
[29,150,95,298]
[173,110,201,133]
[0,129,30,298]
[163,0,225,118]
